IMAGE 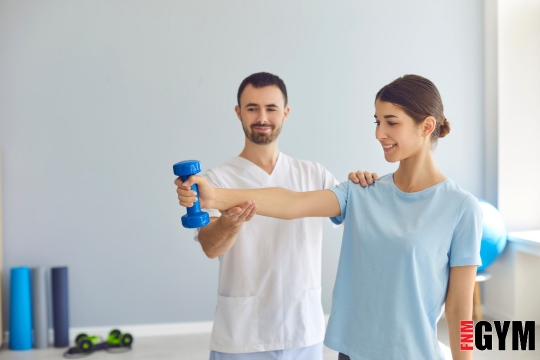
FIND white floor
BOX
[1,317,537,359]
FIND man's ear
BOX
[422,116,436,138]
[282,106,291,124]
[234,105,241,121]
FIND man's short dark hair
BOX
[237,72,288,106]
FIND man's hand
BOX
[197,200,257,258]
[175,175,216,209]
[218,201,258,228]
[348,170,379,187]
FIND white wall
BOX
[0,0,485,328]
[484,0,540,321]
[484,0,499,206]
[497,0,540,231]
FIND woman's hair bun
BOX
[438,118,450,138]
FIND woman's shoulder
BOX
[376,173,394,184]
[341,173,393,187]
[439,179,481,212]
[337,173,394,196]
[440,178,473,197]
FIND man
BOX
[185,72,376,359]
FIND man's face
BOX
[235,84,290,145]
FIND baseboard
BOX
[3,320,214,346]
[3,315,333,345]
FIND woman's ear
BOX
[422,116,436,138]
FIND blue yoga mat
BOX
[9,267,33,350]
[52,267,70,347]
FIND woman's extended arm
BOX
[175,175,341,219]
[445,265,477,360]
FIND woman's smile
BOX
[381,143,397,152]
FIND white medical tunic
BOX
[195,153,338,353]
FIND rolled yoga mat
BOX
[32,266,50,348]
[51,266,70,347]
[9,267,33,350]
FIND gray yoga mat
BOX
[32,266,50,348]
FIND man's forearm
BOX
[198,217,243,259]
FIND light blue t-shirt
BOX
[324,174,482,360]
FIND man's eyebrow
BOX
[245,103,279,108]
[374,114,398,119]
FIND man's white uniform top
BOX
[195,153,339,354]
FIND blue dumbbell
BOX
[173,160,210,228]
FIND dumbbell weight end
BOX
[173,160,210,228]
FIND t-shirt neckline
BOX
[390,173,449,197]
[234,152,283,177]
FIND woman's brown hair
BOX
[375,75,450,142]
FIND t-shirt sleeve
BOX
[449,194,483,267]
[318,164,342,227]
[193,169,221,242]
[328,180,350,225]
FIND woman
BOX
[176,75,481,360]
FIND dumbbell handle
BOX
[180,175,202,214]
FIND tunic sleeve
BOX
[320,165,340,190]
[449,194,483,267]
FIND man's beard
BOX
[242,121,283,145]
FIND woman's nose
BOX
[375,126,386,140]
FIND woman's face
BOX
[374,99,430,163]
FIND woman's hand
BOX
[348,170,379,187]
[175,175,217,209]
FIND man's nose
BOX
[258,109,269,122]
